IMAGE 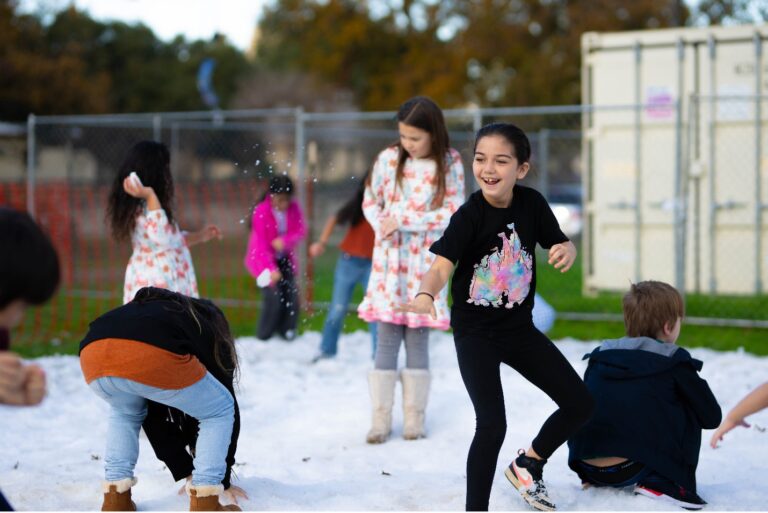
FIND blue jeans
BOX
[89,373,234,486]
[319,253,377,357]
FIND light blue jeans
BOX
[319,253,377,357]
[89,373,234,486]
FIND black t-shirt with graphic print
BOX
[430,186,568,332]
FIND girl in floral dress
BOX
[358,96,465,444]
[107,140,221,304]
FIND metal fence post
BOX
[537,129,550,198]
[707,36,718,293]
[153,115,162,142]
[170,122,180,177]
[26,113,36,217]
[754,31,763,293]
[674,38,686,295]
[294,107,307,289]
[634,41,643,283]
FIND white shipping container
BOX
[582,24,768,295]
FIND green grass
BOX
[9,244,768,358]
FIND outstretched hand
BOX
[186,224,223,247]
[199,224,223,243]
[309,241,326,258]
[548,241,576,273]
[221,485,249,505]
[398,293,437,320]
[710,417,751,448]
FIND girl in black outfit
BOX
[402,123,594,511]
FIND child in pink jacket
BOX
[244,175,307,340]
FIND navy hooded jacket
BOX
[567,337,721,491]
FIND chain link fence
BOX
[1,100,766,349]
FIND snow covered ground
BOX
[1,331,767,511]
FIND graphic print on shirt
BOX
[467,223,532,309]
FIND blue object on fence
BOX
[197,58,219,109]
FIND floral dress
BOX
[123,206,198,304]
[357,146,465,329]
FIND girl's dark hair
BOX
[269,174,294,195]
[336,170,369,226]
[395,96,450,208]
[0,208,60,309]
[473,123,531,164]
[132,287,239,380]
[256,174,295,205]
[108,141,175,242]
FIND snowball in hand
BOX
[256,269,271,287]
[129,171,143,188]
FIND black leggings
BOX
[454,325,594,511]
[257,257,299,340]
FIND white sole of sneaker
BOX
[634,485,705,510]
[504,467,556,512]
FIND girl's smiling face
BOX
[398,122,433,159]
[473,134,530,208]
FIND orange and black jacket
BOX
[79,299,240,489]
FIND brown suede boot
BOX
[101,478,137,511]
[188,484,241,511]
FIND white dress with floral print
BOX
[358,146,465,329]
[123,206,198,304]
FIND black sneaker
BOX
[504,449,556,511]
[635,473,706,510]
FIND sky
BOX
[1,332,767,510]
[18,0,269,52]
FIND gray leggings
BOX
[374,322,429,370]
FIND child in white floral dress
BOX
[107,141,221,304]
[358,96,465,444]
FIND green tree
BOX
[256,0,766,109]
[45,6,250,113]
[0,0,109,120]
[1,1,251,119]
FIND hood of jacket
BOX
[583,336,703,379]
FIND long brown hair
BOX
[395,96,450,208]
[107,141,175,242]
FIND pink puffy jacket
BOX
[244,198,307,278]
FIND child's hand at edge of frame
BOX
[0,353,47,406]
[548,241,576,273]
[710,417,751,448]
[23,364,46,405]
[398,293,437,320]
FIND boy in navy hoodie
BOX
[567,280,721,510]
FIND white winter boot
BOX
[401,368,431,440]
[366,369,398,444]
